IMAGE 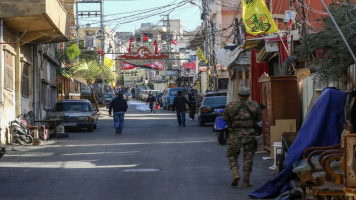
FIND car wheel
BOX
[87,123,94,132]
[199,121,205,127]
[93,121,97,130]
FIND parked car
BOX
[135,86,150,99]
[138,90,148,101]
[198,96,227,126]
[105,93,116,108]
[162,87,190,110]
[47,100,99,132]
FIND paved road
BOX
[0,100,275,200]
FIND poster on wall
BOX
[182,62,196,76]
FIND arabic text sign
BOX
[120,47,168,60]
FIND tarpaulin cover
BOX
[249,87,347,199]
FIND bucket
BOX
[155,105,160,110]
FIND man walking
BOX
[223,86,262,187]
[131,87,136,99]
[109,93,128,134]
[146,91,157,114]
[172,91,190,126]
[188,89,196,120]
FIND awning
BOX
[243,35,288,50]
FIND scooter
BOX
[9,114,33,145]
[213,104,266,145]
[213,109,229,145]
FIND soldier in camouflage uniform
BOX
[223,86,262,187]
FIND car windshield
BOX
[152,91,159,95]
[170,89,188,96]
[204,97,227,105]
[206,93,227,97]
[105,94,115,98]
[55,102,90,112]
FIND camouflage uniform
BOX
[223,99,262,174]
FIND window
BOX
[55,102,90,112]
[169,89,188,96]
[4,51,14,90]
[204,97,227,105]
[22,63,30,97]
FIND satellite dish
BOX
[297,68,311,82]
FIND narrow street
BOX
[0,100,274,200]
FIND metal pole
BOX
[76,2,79,61]
[100,0,106,105]
[320,0,356,63]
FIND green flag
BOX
[66,44,81,60]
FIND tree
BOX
[294,1,356,82]
[73,60,118,110]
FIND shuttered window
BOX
[22,63,30,98]
[4,51,14,90]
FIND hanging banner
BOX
[182,62,196,76]
[122,62,138,70]
[242,0,278,35]
[122,61,163,71]
[143,61,163,71]
[120,47,168,60]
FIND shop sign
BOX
[120,47,168,60]
[234,51,251,65]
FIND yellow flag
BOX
[66,44,81,60]
[242,0,278,35]
[197,47,208,63]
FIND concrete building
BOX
[78,25,117,60]
[0,0,72,144]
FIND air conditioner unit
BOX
[84,36,96,49]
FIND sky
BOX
[78,0,202,33]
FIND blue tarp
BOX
[249,87,347,199]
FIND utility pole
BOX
[76,0,107,105]
[76,1,79,57]
[100,0,106,105]
[161,14,172,84]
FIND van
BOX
[162,87,190,110]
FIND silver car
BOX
[48,100,99,132]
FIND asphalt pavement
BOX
[0,99,275,200]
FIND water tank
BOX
[141,23,153,28]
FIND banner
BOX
[122,62,138,70]
[66,44,81,60]
[182,62,196,76]
[197,47,208,63]
[122,61,163,71]
[242,0,278,35]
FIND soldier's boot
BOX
[242,173,252,187]
[230,167,240,186]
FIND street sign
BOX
[120,47,168,60]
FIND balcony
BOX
[0,0,71,44]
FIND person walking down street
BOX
[109,93,128,134]
[223,86,262,187]
[131,87,136,99]
[172,91,191,127]
[146,91,157,114]
[188,89,196,120]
